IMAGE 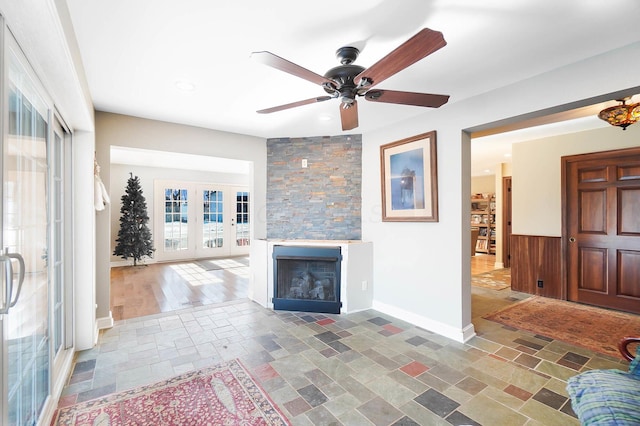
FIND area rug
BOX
[484,296,640,358]
[196,256,250,271]
[52,359,290,425]
[472,268,511,290]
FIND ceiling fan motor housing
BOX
[323,64,365,95]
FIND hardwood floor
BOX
[110,257,249,321]
[471,253,498,275]
[111,254,499,321]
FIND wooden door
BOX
[502,177,512,268]
[564,147,640,314]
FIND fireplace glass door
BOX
[273,246,342,314]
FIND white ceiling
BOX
[66,0,640,174]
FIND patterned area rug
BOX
[484,296,640,358]
[52,359,290,425]
[472,268,511,290]
[196,256,250,271]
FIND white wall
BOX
[95,112,266,324]
[513,123,640,236]
[362,41,640,342]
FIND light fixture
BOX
[175,79,196,92]
[598,97,640,130]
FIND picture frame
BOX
[380,131,438,222]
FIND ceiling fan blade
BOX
[257,96,333,114]
[364,90,449,108]
[340,100,359,131]
[355,28,446,88]
[251,51,334,86]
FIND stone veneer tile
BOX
[514,353,542,369]
[562,352,590,366]
[76,383,117,403]
[283,396,312,417]
[456,376,488,395]
[405,336,428,346]
[267,135,362,240]
[304,405,341,426]
[458,393,528,426]
[297,384,328,407]
[358,396,404,425]
[535,359,580,381]
[368,316,392,326]
[519,398,579,426]
[382,324,404,334]
[367,375,416,408]
[391,416,421,426]
[532,388,567,410]
[400,361,429,377]
[446,410,482,426]
[414,389,460,418]
[504,384,533,401]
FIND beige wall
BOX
[512,123,640,237]
[95,112,266,323]
[471,175,496,195]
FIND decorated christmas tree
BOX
[113,173,155,266]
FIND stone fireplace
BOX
[272,245,342,314]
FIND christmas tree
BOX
[113,173,155,266]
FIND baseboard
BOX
[110,258,158,267]
[372,300,476,343]
[495,261,505,269]
[97,311,114,330]
[341,306,370,315]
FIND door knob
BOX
[569,237,576,243]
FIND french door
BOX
[155,181,250,261]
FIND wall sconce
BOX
[598,97,640,130]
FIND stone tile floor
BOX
[58,286,628,425]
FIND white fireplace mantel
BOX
[249,239,373,314]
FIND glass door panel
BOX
[2,41,50,426]
[231,190,250,255]
[202,189,224,249]
[163,188,190,253]
[196,186,225,258]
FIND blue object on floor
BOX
[566,337,640,425]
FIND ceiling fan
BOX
[251,28,450,131]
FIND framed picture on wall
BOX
[380,131,438,222]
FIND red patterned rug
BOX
[484,296,640,358]
[52,359,290,425]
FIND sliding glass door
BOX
[0,22,73,426]
[1,31,50,425]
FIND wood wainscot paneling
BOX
[511,235,562,298]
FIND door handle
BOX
[569,237,576,243]
[0,249,25,314]
[7,251,25,308]
[0,254,13,314]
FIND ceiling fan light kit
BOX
[251,28,450,131]
[598,97,640,130]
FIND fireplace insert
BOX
[272,245,342,314]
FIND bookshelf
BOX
[471,194,496,254]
